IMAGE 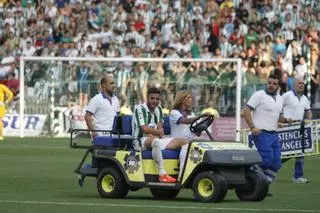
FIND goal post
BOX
[19,56,242,140]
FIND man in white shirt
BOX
[84,75,120,138]
[22,41,36,57]
[161,17,174,44]
[243,73,291,185]
[125,25,139,43]
[282,77,312,184]
[219,35,232,57]
[24,1,37,20]
[281,14,295,42]
[100,24,114,46]
[295,56,307,79]
[265,4,275,23]
[44,1,57,19]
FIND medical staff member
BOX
[79,75,120,187]
[132,87,188,183]
[0,84,13,141]
[282,77,312,184]
[84,75,120,138]
[169,90,207,180]
[169,90,198,140]
[243,73,290,184]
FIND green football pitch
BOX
[0,138,319,213]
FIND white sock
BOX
[151,138,166,176]
[178,144,189,181]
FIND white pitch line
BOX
[0,200,319,212]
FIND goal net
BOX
[17,57,247,139]
[15,56,320,157]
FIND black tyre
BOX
[97,167,129,198]
[192,172,228,203]
[150,188,180,200]
[235,171,269,201]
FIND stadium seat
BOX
[112,116,120,132]
[92,136,118,147]
[121,115,132,134]
[163,116,171,135]
[93,115,172,150]
[91,116,121,147]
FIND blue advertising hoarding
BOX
[248,124,314,156]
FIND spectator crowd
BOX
[0,0,320,114]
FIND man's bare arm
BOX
[243,106,261,135]
[84,111,97,138]
[179,116,199,125]
[243,106,255,129]
[306,110,312,120]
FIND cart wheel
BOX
[97,167,129,198]
[192,172,228,202]
[235,171,269,201]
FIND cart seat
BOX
[142,149,180,159]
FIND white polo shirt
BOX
[86,92,120,131]
[247,90,283,131]
[282,90,310,121]
[169,109,194,140]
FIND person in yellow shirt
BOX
[0,84,13,141]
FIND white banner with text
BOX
[3,114,47,137]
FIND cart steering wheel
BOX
[189,114,214,137]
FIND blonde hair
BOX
[172,90,191,109]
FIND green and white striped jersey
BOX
[132,103,164,138]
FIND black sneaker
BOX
[78,175,85,187]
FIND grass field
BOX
[0,138,320,213]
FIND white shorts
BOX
[133,137,173,151]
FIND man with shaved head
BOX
[84,75,120,139]
[79,75,119,187]
[282,77,312,184]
